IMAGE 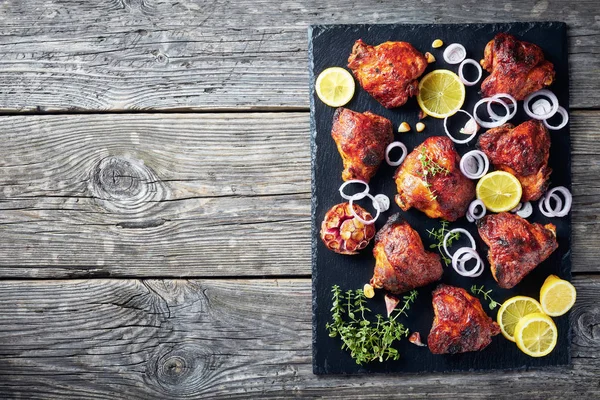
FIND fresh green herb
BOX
[427,220,459,266]
[418,147,450,201]
[470,285,501,310]
[326,285,418,365]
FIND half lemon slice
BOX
[476,171,522,213]
[540,275,577,317]
[417,69,465,118]
[315,67,355,107]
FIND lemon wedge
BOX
[540,275,576,317]
[496,296,543,342]
[514,312,558,357]
[476,171,522,213]
[315,67,355,107]
[417,69,465,118]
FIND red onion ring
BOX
[487,93,517,121]
[460,150,489,179]
[339,180,369,201]
[467,199,486,220]
[544,186,572,217]
[511,203,523,212]
[516,202,533,218]
[466,212,475,223]
[386,141,408,167]
[473,97,510,128]
[543,106,569,131]
[458,58,482,86]
[524,89,559,120]
[444,110,478,144]
[452,247,483,277]
[538,194,557,218]
[443,228,476,259]
[349,193,380,225]
[443,43,466,64]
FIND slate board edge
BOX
[309,22,570,375]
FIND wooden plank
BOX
[0,1,598,111]
[0,277,598,399]
[0,111,599,277]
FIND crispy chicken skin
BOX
[478,120,552,202]
[478,213,558,289]
[347,39,428,108]
[429,285,500,354]
[331,107,393,182]
[394,136,475,221]
[480,33,555,100]
[370,214,443,295]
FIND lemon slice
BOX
[514,312,558,357]
[476,171,522,213]
[417,69,466,118]
[315,67,355,107]
[540,275,577,317]
[496,296,543,342]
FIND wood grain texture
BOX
[0,277,597,399]
[0,111,599,277]
[0,0,598,111]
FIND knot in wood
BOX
[147,343,215,396]
[90,156,167,214]
[575,307,600,345]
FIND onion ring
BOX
[544,186,572,217]
[444,110,478,144]
[543,106,569,131]
[473,97,510,128]
[511,203,523,212]
[487,93,517,121]
[339,180,369,201]
[516,202,533,218]
[452,247,483,277]
[466,212,475,223]
[443,43,467,64]
[385,141,408,167]
[458,58,482,86]
[443,228,476,259]
[468,199,486,220]
[538,194,557,218]
[349,193,379,225]
[524,89,559,120]
[373,194,390,212]
[460,150,489,179]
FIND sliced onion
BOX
[538,194,557,218]
[443,43,466,64]
[473,97,510,128]
[339,180,369,200]
[468,199,486,220]
[458,58,482,86]
[443,228,476,259]
[543,106,569,131]
[511,203,523,212]
[532,99,553,116]
[374,194,390,212]
[544,186,572,217]
[452,247,483,277]
[460,150,489,179]
[386,141,408,167]
[524,89,559,120]
[349,193,380,225]
[487,93,517,121]
[466,212,475,223]
[516,202,533,218]
[444,110,478,144]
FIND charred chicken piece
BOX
[370,214,442,294]
[348,39,428,108]
[478,120,552,202]
[480,33,555,100]
[394,136,475,221]
[477,212,558,289]
[331,107,393,183]
[320,202,376,255]
[429,285,500,354]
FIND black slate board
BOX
[309,22,570,375]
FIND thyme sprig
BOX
[427,220,460,266]
[470,285,501,310]
[418,147,450,201]
[326,286,418,365]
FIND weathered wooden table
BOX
[0,1,599,398]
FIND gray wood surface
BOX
[0,277,598,399]
[0,0,598,111]
[0,111,598,277]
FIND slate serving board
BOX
[309,22,570,375]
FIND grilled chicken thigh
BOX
[478,120,552,202]
[478,212,558,289]
[394,136,475,221]
[428,285,500,354]
[331,107,393,183]
[348,39,428,108]
[480,33,555,100]
[370,214,442,295]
